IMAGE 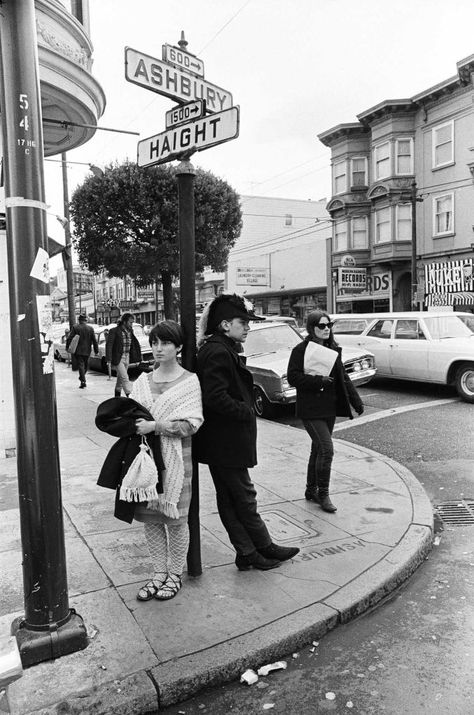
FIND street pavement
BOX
[0,362,433,714]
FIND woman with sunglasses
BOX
[287,310,364,512]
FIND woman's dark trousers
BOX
[302,416,336,499]
[208,465,272,557]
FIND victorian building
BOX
[319,54,474,314]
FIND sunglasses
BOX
[315,321,333,329]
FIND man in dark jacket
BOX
[65,314,99,389]
[105,313,141,397]
[194,293,300,571]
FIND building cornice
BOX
[318,123,368,147]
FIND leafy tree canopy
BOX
[69,160,242,286]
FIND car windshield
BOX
[458,315,474,332]
[423,315,473,339]
[244,324,302,356]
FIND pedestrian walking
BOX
[194,293,300,571]
[65,314,98,389]
[105,313,141,397]
[287,310,364,513]
[130,320,203,601]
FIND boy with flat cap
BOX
[194,293,300,571]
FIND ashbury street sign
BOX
[125,47,233,111]
[137,106,240,167]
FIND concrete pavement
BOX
[0,362,433,714]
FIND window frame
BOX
[433,192,455,237]
[395,203,412,242]
[395,138,414,175]
[334,219,349,252]
[374,205,392,244]
[432,121,454,169]
[350,156,368,188]
[373,141,391,181]
[333,159,347,195]
[351,216,368,249]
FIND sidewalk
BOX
[0,363,433,714]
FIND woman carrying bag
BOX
[287,310,364,513]
[130,320,203,601]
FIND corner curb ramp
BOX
[18,444,433,715]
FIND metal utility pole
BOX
[61,152,76,328]
[0,0,87,666]
[176,156,201,576]
[411,180,418,310]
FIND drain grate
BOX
[435,500,474,526]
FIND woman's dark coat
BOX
[96,397,165,523]
[287,339,363,420]
[193,333,257,467]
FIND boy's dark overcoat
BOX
[193,333,257,468]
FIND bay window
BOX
[334,220,348,252]
[395,138,413,175]
[396,204,412,241]
[374,142,390,180]
[374,206,391,243]
[351,217,368,248]
[333,160,347,194]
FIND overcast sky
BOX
[46,0,474,251]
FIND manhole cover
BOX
[435,500,474,526]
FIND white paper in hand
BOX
[304,341,337,376]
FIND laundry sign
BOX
[236,267,269,286]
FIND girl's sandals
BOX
[155,573,182,601]
[136,574,167,601]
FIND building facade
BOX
[0,0,105,456]
[319,54,474,314]
[225,195,331,325]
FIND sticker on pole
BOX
[137,106,240,167]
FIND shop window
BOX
[333,160,347,194]
[351,157,367,187]
[395,138,413,175]
[351,216,368,249]
[432,121,454,168]
[433,193,454,236]
[396,204,412,241]
[373,142,391,180]
[334,220,348,252]
[374,206,391,243]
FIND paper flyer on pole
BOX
[304,341,337,376]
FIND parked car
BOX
[53,325,70,362]
[242,321,376,418]
[330,311,474,403]
[260,315,300,330]
[88,323,154,374]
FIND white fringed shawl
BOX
[130,372,203,518]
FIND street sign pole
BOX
[176,156,201,576]
[0,0,87,666]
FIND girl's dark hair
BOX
[306,310,338,349]
[148,320,184,347]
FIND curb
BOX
[12,441,434,714]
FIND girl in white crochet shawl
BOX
[131,320,203,602]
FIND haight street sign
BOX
[137,106,240,167]
[125,47,232,112]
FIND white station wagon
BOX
[331,311,474,403]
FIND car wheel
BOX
[253,386,275,419]
[455,363,474,403]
